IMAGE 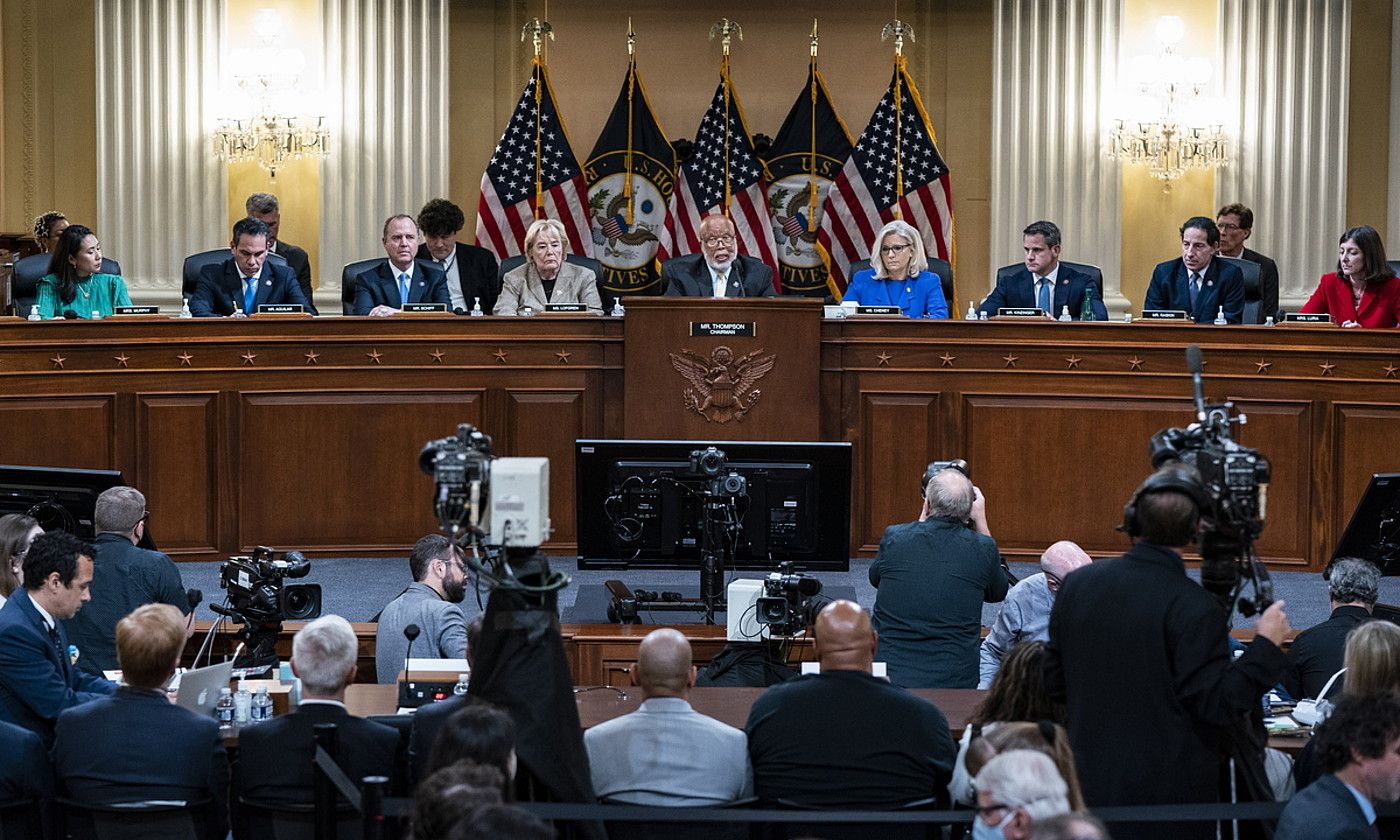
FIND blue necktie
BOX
[1189,273,1201,309]
[399,272,411,307]
[1036,278,1050,312]
[244,277,257,313]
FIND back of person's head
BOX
[925,468,974,521]
[291,614,358,695]
[970,641,1065,727]
[418,198,467,238]
[95,485,146,535]
[635,627,693,695]
[1326,557,1381,608]
[976,721,1086,811]
[974,749,1072,823]
[1126,465,1204,547]
[1343,620,1400,697]
[426,703,517,784]
[412,760,504,840]
[116,603,185,690]
[409,534,455,581]
[0,513,39,597]
[1031,813,1111,840]
[813,599,876,672]
[446,804,554,840]
[22,530,93,591]
[1313,692,1400,775]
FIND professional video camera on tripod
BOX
[200,547,322,669]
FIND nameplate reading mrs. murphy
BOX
[690,322,755,337]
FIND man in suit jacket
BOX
[662,214,776,298]
[0,718,50,803]
[375,535,472,685]
[417,198,501,312]
[585,628,751,805]
[0,531,115,747]
[354,214,450,315]
[54,604,227,835]
[236,615,401,812]
[189,216,312,317]
[247,191,317,313]
[1285,557,1379,700]
[1276,693,1400,840]
[1217,203,1280,322]
[1144,216,1245,323]
[979,220,1108,319]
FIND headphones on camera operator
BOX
[1120,463,1212,538]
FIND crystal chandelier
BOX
[1109,16,1228,183]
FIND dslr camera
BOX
[216,547,322,625]
[755,565,823,636]
[688,446,748,498]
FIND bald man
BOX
[978,541,1092,688]
[745,600,957,809]
[584,628,750,805]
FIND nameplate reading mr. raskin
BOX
[1140,309,1189,320]
[690,322,755,337]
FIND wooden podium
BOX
[621,297,823,440]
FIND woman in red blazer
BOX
[1300,225,1400,328]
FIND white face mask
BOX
[972,810,1014,840]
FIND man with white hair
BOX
[972,749,1073,840]
[235,615,401,811]
[1285,557,1381,699]
[979,541,1092,688]
[661,214,777,297]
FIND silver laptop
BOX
[173,661,234,717]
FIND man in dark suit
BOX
[1217,203,1280,322]
[417,198,500,313]
[354,214,450,315]
[1045,464,1290,840]
[0,718,50,803]
[1276,693,1400,840]
[54,604,227,835]
[247,192,316,313]
[189,217,312,317]
[1144,216,1245,323]
[235,615,401,813]
[0,531,115,747]
[979,220,1108,319]
[662,214,776,298]
[1285,557,1379,700]
[63,485,189,675]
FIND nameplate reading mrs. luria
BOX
[690,322,755,337]
[1283,313,1333,324]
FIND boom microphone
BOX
[1185,345,1207,423]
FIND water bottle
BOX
[1214,307,1227,325]
[610,298,625,317]
[214,687,235,726]
[90,310,101,320]
[233,681,252,724]
[520,305,534,317]
[251,686,273,723]
[1264,315,1275,326]
[978,310,989,321]
[470,297,484,317]
[27,307,42,321]
[179,299,193,318]
[453,673,469,696]
[965,300,977,320]
[1080,289,1094,321]
[1058,306,1072,322]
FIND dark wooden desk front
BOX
[2,315,1395,570]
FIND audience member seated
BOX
[965,722,1086,813]
[0,531,115,746]
[842,219,949,317]
[408,615,485,782]
[1299,224,1400,328]
[745,599,956,808]
[33,210,69,254]
[971,750,1074,840]
[354,214,450,316]
[417,198,501,313]
[1295,619,1400,790]
[53,604,228,836]
[1286,557,1380,699]
[0,514,42,609]
[871,465,1006,688]
[376,535,472,685]
[950,640,1068,807]
[494,218,603,315]
[585,628,751,805]
[1215,203,1280,322]
[246,191,316,312]
[0,718,51,804]
[1031,813,1112,840]
[445,803,554,840]
[63,486,188,675]
[978,221,1107,319]
[189,217,311,317]
[32,224,132,319]
[661,213,776,298]
[235,615,401,814]
[1276,693,1400,840]
[1143,216,1244,323]
[979,541,1091,688]
[411,761,504,840]
[424,704,516,795]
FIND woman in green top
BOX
[33,224,132,319]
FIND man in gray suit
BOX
[584,628,751,805]
[374,535,471,684]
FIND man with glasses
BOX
[978,541,1091,689]
[1144,216,1245,323]
[374,534,473,684]
[662,213,777,298]
[63,486,189,676]
[1216,203,1280,323]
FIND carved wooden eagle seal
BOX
[668,345,778,423]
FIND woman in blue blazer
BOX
[842,219,949,318]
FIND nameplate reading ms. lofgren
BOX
[690,322,755,337]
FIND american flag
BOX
[663,77,780,284]
[817,63,955,293]
[475,60,594,261]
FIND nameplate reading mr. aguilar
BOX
[257,304,305,314]
[690,322,755,337]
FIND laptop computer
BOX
[173,661,234,717]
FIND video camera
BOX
[215,547,321,625]
[755,566,823,636]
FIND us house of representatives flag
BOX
[765,63,853,297]
[584,55,676,301]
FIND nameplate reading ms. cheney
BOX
[669,345,777,423]
[690,322,755,337]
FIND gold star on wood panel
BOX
[240,350,257,365]
[304,350,320,365]
[1002,354,1019,368]
[429,349,446,364]
[1065,356,1082,370]
[1128,356,1145,371]
[875,351,892,366]
[1385,363,1398,379]
[50,354,66,369]
[1318,361,1336,376]
[939,352,956,367]
[113,353,131,368]
[492,348,509,363]
[177,352,193,367]
[555,349,573,364]
[365,349,383,365]
[1255,360,1272,374]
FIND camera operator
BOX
[374,535,473,684]
[870,465,1007,689]
[1044,463,1291,840]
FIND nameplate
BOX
[690,321,755,337]
[1141,309,1190,321]
[256,304,305,315]
[401,302,447,313]
[855,306,903,316]
[1283,313,1334,325]
[544,303,587,313]
[997,307,1047,318]
[113,306,160,316]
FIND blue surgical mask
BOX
[972,813,1012,840]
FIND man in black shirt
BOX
[1285,557,1380,700]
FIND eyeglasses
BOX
[1216,223,1246,232]
[880,243,912,254]
[702,235,736,247]
[973,802,1012,820]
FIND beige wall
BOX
[1347,0,1393,233]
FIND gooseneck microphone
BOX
[1185,344,1207,423]
[403,623,421,679]
[62,310,78,320]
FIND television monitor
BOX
[575,439,851,572]
[0,464,125,539]
[1332,472,1400,576]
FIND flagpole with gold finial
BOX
[881,19,915,220]
[807,19,820,232]
[709,18,742,216]
[624,19,636,225]
[522,18,555,220]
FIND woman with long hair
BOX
[0,514,43,608]
[33,224,131,319]
[1299,225,1400,328]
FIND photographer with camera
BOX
[1044,463,1291,840]
[375,535,473,684]
[870,464,1007,689]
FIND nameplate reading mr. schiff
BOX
[402,302,448,313]
[690,322,755,337]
